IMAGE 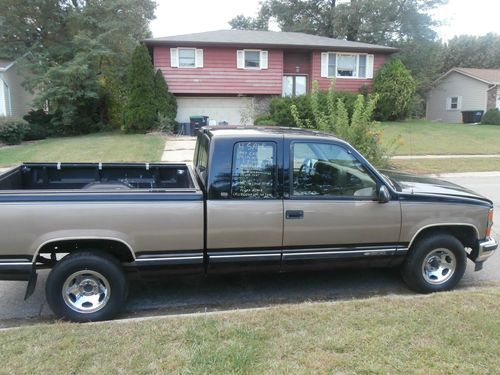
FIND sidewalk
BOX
[161,136,196,164]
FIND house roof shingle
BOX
[144,29,397,53]
[454,68,500,85]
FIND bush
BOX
[154,70,177,120]
[481,108,500,125]
[121,44,158,133]
[0,117,30,145]
[23,109,52,140]
[373,59,416,121]
[269,90,357,126]
[290,80,393,167]
[254,115,278,125]
[157,113,176,133]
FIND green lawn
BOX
[381,120,500,155]
[1,287,499,374]
[0,132,165,167]
[393,157,500,174]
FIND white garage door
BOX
[176,97,254,125]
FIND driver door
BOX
[282,141,401,268]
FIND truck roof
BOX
[202,126,342,142]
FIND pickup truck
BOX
[0,126,497,322]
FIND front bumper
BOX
[474,237,498,264]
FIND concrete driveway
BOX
[0,174,499,327]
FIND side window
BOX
[292,142,376,198]
[195,135,209,183]
[231,142,276,199]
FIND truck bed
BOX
[0,162,196,191]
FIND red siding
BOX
[311,52,387,92]
[154,47,283,95]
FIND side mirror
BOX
[378,185,391,203]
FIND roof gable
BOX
[144,30,397,53]
[436,67,500,86]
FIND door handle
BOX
[286,210,304,220]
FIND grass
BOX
[392,157,500,174]
[0,132,165,167]
[381,120,500,155]
[1,287,499,374]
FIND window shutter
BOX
[457,96,462,110]
[260,50,268,69]
[321,53,329,78]
[237,50,244,69]
[195,49,204,68]
[366,54,374,79]
[170,48,179,68]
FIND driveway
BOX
[0,173,499,327]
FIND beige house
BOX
[426,68,500,123]
[0,59,35,117]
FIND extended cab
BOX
[0,127,496,321]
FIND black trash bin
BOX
[176,122,191,135]
[190,116,209,135]
[461,110,484,124]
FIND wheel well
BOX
[410,225,478,250]
[36,239,135,264]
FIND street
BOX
[0,174,498,327]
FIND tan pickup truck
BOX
[0,126,496,321]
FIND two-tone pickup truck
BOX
[0,127,497,321]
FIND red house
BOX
[145,30,397,125]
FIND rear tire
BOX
[402,234,467,293]
[46,251,128,322]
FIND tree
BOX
[154,70,177,119]
[229,0,446,44]
[122,44,157,133]
[442,34,500,72]
[373,59,416,121]
[0,0,156,134]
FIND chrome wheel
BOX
[62,270,111,314]
[422,248,457,285]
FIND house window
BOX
[447,96,461,110]
[170,48,203,68]
[244,51,260,68]
[237,50,268,70]
[283,75,307,97]
[178,48,196,68]
[326,53,369,78]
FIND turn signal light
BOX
[486,209,493,237]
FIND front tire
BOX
[46,251,128,322]
[402,234,467,293]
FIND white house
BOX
[0,58,35,117]
[426,68,500,123]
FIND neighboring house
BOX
[144,30,397,125]
[0,58,35,118]
[426,68,500,123]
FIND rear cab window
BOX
[230,141,277,199]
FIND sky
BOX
[150,0,500,41]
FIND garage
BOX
[175,96,255,126]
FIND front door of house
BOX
[283,75,307,97]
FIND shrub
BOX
[0,117,30,145]
[269,89,357,127]
[373,59,416,121]
[121,44,158,133]
[481,108,500,125]
[157,113,176,133]
[291,80,393,167]
[154,69,177,120]
[23,109,52,140]
[254,115,277,125]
